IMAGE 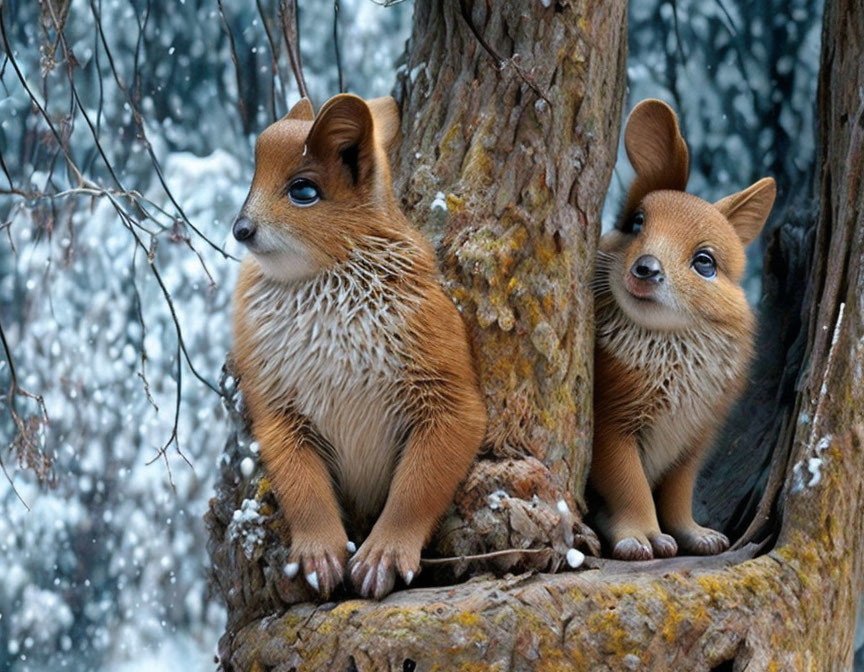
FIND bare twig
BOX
[217,0,250,132]
[83,0,106,177]
[256,0,283,122]
[130,0,150,105]
[457,0,551,107]
[102,190,221,395]
[0,149,14,190]
[279,0,310,99]
[0,5,223,491]
[43,2,221,391]
[0,13,84,186]
[0,185,219,394]
[1,186,169,236]
[145,341,195,488]
[333,0,344,93]
[0,314,49,507]
[669,0,688,64]
[711,0,758,113]
[420,547,554,566]
[129,245,159,414]
[89,0,237,261]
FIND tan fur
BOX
[232,94,486,598]
[591,99,776,560]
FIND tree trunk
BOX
[387,0,626,572]
[206,0,864,669]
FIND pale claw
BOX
[675,526,730,556]
[287,537,347,599]
[648,532,678,558]
[613,536,653,561]
[349,533,421,599]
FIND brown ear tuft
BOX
[283,97,314,122]
[367,97,401,152]
[623,99,690,213]
[714,177,776,245]
[306,94,375,184]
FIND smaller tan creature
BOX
[591,99,776,561]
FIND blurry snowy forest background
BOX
[0,0,825,670]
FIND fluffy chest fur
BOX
[235,237,423,526]
[596,302,752,484]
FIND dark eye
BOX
[692,250,717,278]
[622,211,645,235]
[287,178,320,207]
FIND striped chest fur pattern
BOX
[596,302,750,484]
[238,236,423,526]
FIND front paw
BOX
[349,529,422,600]
[613,536,653,560]
[673,525,730,555]
[286,530,349,599]
[612,531,678,560]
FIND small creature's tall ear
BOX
[306,93,375,185]
[623,99,690,213]
[367,97,401,152]
[714,177,776,245]
[283,97,314,122]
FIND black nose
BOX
[232,216,256,242]
[630,255,663,282]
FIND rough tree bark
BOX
[388,0,626,572]
[206,0,864,669]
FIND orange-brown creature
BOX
[231,94,487,599]
[591,99,776,561]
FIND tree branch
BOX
[279,0,309,100]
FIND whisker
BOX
[595,249,617,264]
[591,250,617,297]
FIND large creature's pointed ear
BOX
[306,94,375,185]
[714,177,776,246]
[623,99,690,214]
[366,97,401,152]
[283,97,314,122]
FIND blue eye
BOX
[692,250,717,278]
[622,211,644,235]
[287,179,320,207]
